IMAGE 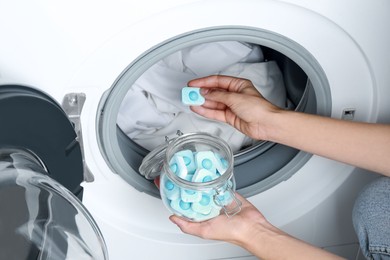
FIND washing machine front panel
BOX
[74,1,388,259]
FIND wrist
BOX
[235,219,285,258]
[236,219,344,260]
[258,106,288,142]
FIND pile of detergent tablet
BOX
[160,149,234,222]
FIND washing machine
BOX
[0,0,389,259]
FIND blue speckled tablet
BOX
[182,87,205,106]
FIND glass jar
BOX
[140,132,241,222]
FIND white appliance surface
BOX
[0,0,389,259]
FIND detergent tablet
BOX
[181,87,205,106]
[180,188,202,203]
[191,193,213,215]
[174,149,197,174]
[169,155,188,179]
[195,151,217,173]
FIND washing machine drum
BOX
[0,85,108,259]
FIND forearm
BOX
[265,110,390,176]
[238,221,344,260]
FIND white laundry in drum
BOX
[117,41,287,152]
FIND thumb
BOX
[169,215,194,234]
[169,215,187,227]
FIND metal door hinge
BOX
[62,93,94,182]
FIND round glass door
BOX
[0,148,108,260]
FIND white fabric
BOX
[221,61,286,108]
[117,42,287,152]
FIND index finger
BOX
[188,75,252,93]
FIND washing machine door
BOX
[0,85,85,197]
[0,85,108,260]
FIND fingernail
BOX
[200,88,209,95]
[169,215,185,226]
[154,176,160,188]
[169,216,178,225]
